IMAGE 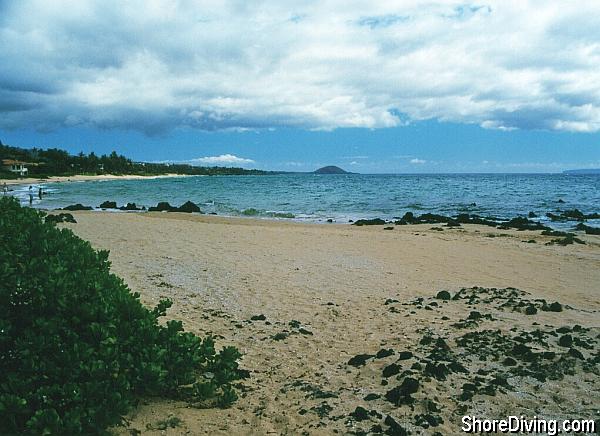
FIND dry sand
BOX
[59,211,600,435]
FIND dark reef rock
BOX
[148,201,177,212]
[61,203,93,211]
[385,377,419,405]
[436,290,452,300]
[547,209,600,222]
[348,354,375,367]
[575,223,600,235]
[99,200,117,209]
[177,200,202,213]
[120,202,142,211]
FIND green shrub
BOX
[0,197,244,434]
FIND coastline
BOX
[0,173,194,186]
[56,211,600,435]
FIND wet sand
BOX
[59,211,600,435]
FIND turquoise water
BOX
[10,173,600,228]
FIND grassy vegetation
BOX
[0,197,244,434]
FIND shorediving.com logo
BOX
[461,415,596,434]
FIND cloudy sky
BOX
[1,0,599,172]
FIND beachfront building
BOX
[1,159,29,176]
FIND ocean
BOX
[10,173,600,229]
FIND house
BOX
[1,159,29,176]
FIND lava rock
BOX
[99,200,117,209]
[61,203,93,211]
[250,314,267,321]
[350,406,370,421]
[384,415,408,436]
[348,354,375,367]
[177,200,202,213]
[376,348,395,359]
[436,290,452,300]
[148,201,177,212]
[382,363,401,378]
[543,301,563,312]
[558,334,573,347]
[119,202,142,211]
[568,348,584,359]
[384,377,419,406]
[525,305,537,315]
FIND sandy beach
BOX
[0,173,191,186]
[52,211,600,435]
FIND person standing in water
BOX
[2,182,7,195]
[38,187,43,199]
[28,186,33,205]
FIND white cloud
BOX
[1,1,600,133]
[190,154,255,165]
[410,158,426,164]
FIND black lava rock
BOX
[348,354,375,367]
[250,314,267,321]
[558,334,573,347]
[436,290,452,300]
[350,406,370,421]
[568,348,584,359]
[148,201,177,212]
[384,415,408,436]
[61,203,93,211]
[177,200,202,213]
[99,200,117,209]
[376,348,395,359]
[119,202,142,211]
[385,377,419,406]
[525,305,537,315]
[382,363,401,378]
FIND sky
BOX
[1,0,599,173]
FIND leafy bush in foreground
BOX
[0,197,244,434]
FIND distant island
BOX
[0,140,272,179]
[563,169,600,175]
[314,165,350,174]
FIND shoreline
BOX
[0,173,194,186]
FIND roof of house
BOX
[1,159,29,166]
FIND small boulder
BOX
[348,354,375,367]
[99,200,117,209]
[61,203,93,211]
[177,200,202,213]
[558,334,573,348]
[120,202,141,211]
[350,406,370,421]
[148,201,177,212]
[435,290,452,300]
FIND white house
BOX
[1,159,29,176]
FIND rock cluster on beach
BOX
[61,200,204,213]
[334,287,599,435]
[351,210,600,241]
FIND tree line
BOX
[0,140,271,177]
